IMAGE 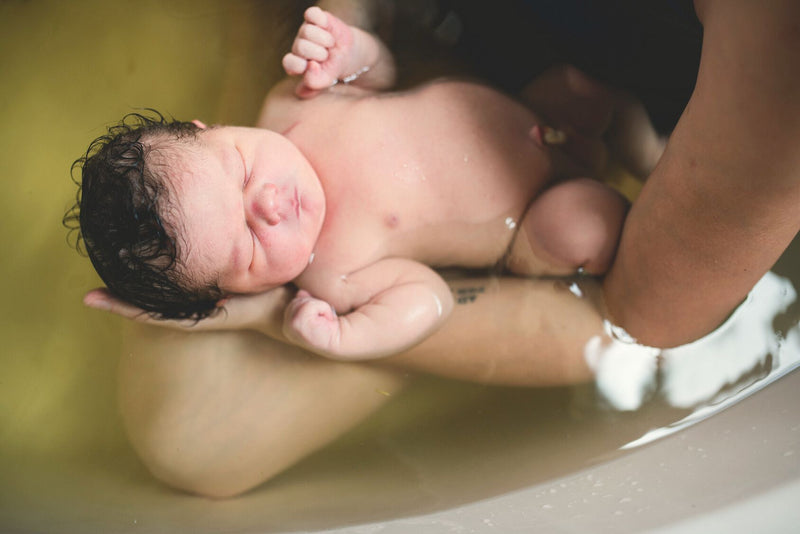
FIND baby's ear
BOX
[191,119,207,129]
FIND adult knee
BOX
[121,397,274,498]
[117,328,288,498]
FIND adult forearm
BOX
[604,0,800,347]
[384,276,601,386]
[602,149,797,347]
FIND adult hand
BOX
[83,286,292,341]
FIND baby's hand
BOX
[282,7,356,97]
[282,289,342,354]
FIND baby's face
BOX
[161,126,326,294]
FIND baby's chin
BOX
[228,287,272,298]
[224,261,310,295]
[232,280,288,296]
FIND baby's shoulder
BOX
[256,78,375,131]
[407,77,504,98]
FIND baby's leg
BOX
[506,178,628,277]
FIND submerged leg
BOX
[119,324,404,498]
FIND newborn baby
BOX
[73,7,659,361]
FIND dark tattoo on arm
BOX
[452,285,485,305]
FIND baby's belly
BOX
[403,216,524,269]
[415,81,551,194]
[392,82,553,265]
[328,81,559,269]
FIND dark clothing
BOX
[448,0,703,133]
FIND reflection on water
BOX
[589,271,799,415]
[619,271,800,449]
[588,270,800,449]
[660,272,796,406]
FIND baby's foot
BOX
[282,7,356,95]
[282,290,342,355]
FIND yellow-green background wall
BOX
[0,0,294,460]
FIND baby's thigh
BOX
[506,178,628,277]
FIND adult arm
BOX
[603,0,800,347]
[384,274,600,386]
[91,274,599,385]
[112,275,599,497]
[119,323,404,499]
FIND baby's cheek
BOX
[270,239,314,282]
[291,244,315,271]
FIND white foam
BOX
[586,271,798,415]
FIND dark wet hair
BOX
[64,111,223,320]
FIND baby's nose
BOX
[248,183,282,226]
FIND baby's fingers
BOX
[303,6,329,28]
[303,61,337,91]
[283,293,340,352]
[291,34,329,63]
[282,53,308,76]
[298,21,335,49]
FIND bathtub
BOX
[1,1,797,532]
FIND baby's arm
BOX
[282,6,396,97]
[283,259,454,361]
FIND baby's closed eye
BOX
[235,145,250,188]
[247,226,259,270]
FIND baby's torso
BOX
[263,80,559,294]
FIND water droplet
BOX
[603,319,639,344]
[568,282,584,298]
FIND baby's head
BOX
[67,111,326,320]
[66,112,223,320]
